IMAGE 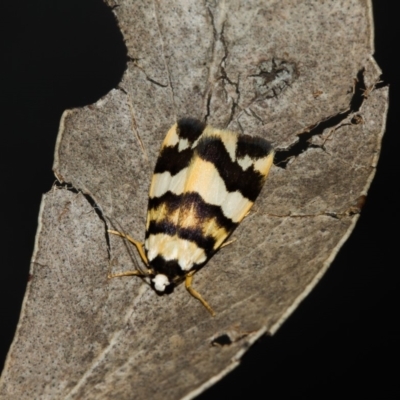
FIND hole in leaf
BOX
[211,334,233,346]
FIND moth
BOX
[109,118,274,316]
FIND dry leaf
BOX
[0,1,388,399]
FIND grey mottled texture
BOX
[0,1,387,399]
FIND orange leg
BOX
[185,270,215,317]
[108,230,149,265]
[108,269,147,279]
[220,238,237,248]
[108,229,153,278]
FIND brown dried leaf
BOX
[0,1,388,399]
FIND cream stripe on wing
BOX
[254,152,274,174]
[184,158,253,223]
[237,154,253,171]
[149,167,188,198]
[236,152,274,173]
[145,233,207,271]
[178,138,190,151]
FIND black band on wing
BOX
[176,118,206,141]
[147,219,216,257]
[154,146,193,175]
[195,135,272,202]
[153,118,206,175]
[149,257,187,279]
[146,219,178,237]
[148,191,237,234]
[236,134,273,159]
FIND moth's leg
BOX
[220,238,237,249]
[185,271,215,317]
[108,229,149,266]
[108,270,147,279]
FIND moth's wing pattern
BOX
[115,117,274,314]
[178,127,274,254]
[145,118,274,276]
[146,118,206,236]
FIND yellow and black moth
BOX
[109,118,274,316]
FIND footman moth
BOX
[109,118,274,316]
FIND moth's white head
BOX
[152,274,170,292]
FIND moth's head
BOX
[149,257,187,292]
[152,274,170,292]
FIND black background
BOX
[1,1,398,398]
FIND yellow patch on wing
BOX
[184,157,253,223]
[160,123,191,152]
[254,151,274,175]
[200,217,230,250]
[161,123,179,148]
[147,204,180,230]
[178,205,200,229]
